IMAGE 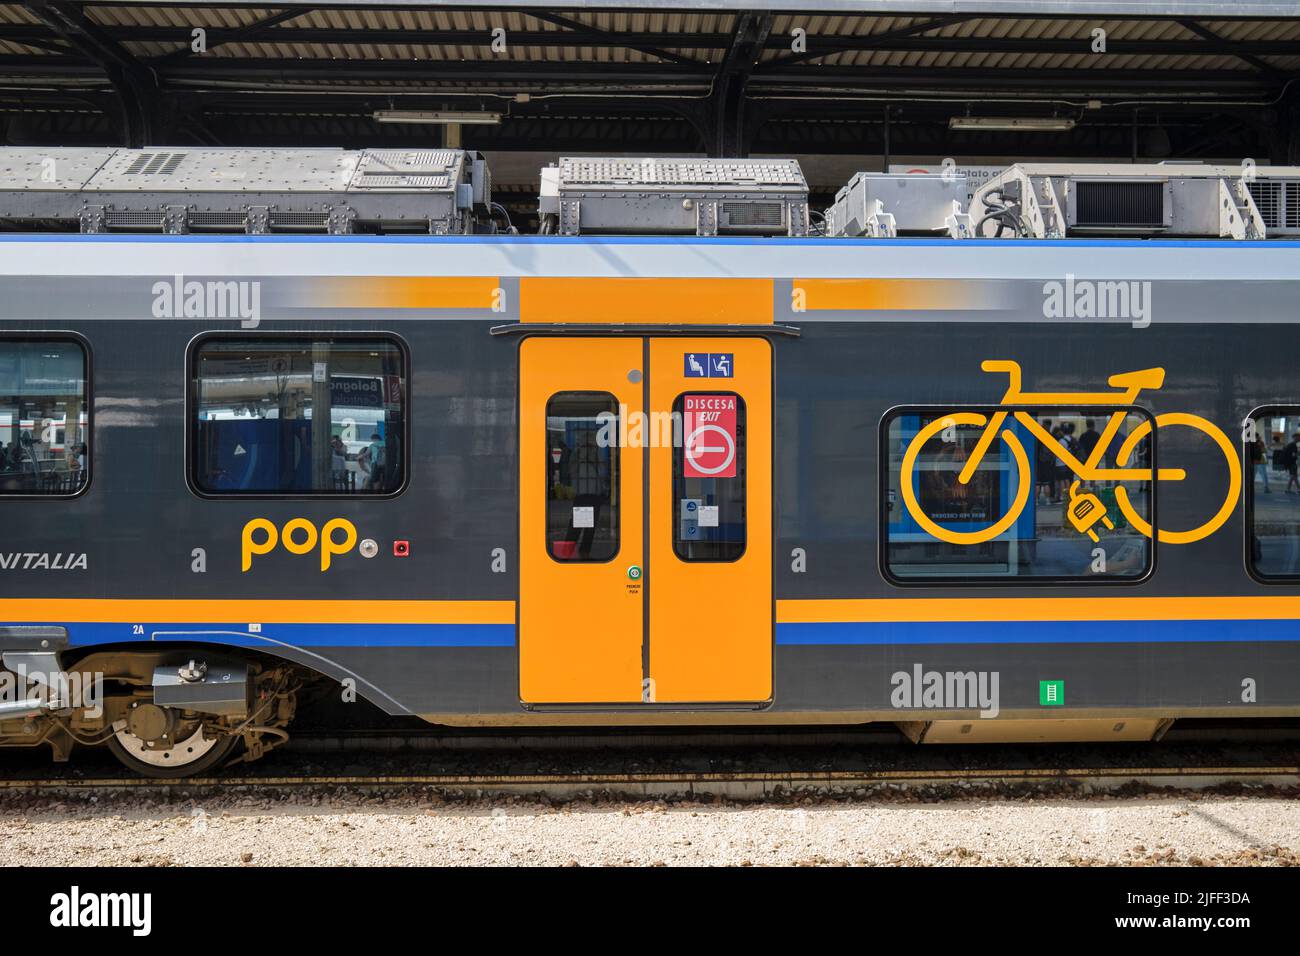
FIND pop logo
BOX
[241,518,358,572]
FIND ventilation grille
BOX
[1073,180,1165,228]
[103,208,163,227]
[99,207,335,231]
[355,174,450,189]
[353,150,459,190]
[194,209,332,230]
[1249,181,1282,227]
[721,201,784,227]
[270,210,330,228]
[189,211,247,228]
[1247,180,1300,231]
[123,152,187,176]
[365,149,458,169]
[559,158,804,188]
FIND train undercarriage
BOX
[0,642,1250,779]
[0,646,302,778]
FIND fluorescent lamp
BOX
[949,116,1076,132]
[373,110,502,126]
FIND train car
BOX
[2,148,1300,777]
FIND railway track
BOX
[4,724,1298,798]
[4,763,1298,799]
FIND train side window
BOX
[190,336,406,496]
[1246,409,1300,580]
[673,392,746,562]
[881,407,1153,583]
[546,392,620,562]
[0,337,90,496]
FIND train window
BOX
[0,337,89,496]
[882,407,1153,583]
[191,336,406,496]
[546,392,619,562]
[673,392,746,561]
[1247,409,1300,580]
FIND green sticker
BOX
[1039,680,1065,706]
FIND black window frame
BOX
[185,330,411,500]
[543,389,622,565]
[0,330,93,500]
[672,389,748,563]
[878,403,1158,587]
[1243,403,1300,584]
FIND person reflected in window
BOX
[569,428,609,559]
[1077,419,1100,486]
[1253,435,1271,494]
[366,432,387,491]
[67,442,86,490]
[1285,432,1300,495]
[1049,424,1068,503]
[356,443,371,488]
[330,436,349,492]
[1035,418,1055,504]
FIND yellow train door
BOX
[647,338,772,702]
[519,336,772,706]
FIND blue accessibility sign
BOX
[684,352,734,378]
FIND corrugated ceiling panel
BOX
[88,5,263,28]
[0,4,42,26]
[1,6,1292,81]
[0,39,46,55]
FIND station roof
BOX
[2,2,1297,197]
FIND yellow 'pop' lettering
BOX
[281,518,318,555]
[240,517,359,572]
[241,518,278,572]
[320,518,358,571]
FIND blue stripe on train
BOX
[776,618,1300,645]
[60,622,515,649]
[41,619,1300,650]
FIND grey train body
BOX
[1,235,1299,743]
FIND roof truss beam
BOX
[761,15,973,68]
[157,7,315,63]
[524,11,702,66]
[1,55,1290,95]
[21,0,158,145]
[1176,18,1282,75]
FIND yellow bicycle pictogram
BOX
[899,360,1242,546]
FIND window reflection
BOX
[192,338,405,495]
[884,409,1152,580]
[1249,412,1300,578]
[540,395,616,564]
[0,339,88,496]
[673,392,746,561]
[546,392,619,561]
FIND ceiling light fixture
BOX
[373,110,502,125]
[949,116,1077,132]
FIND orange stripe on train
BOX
[520,277,773,324]
[3,599,516,626]
[777,596,1300,624]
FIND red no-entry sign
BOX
[683,394,737,478]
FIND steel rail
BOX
[4,765,1297,795]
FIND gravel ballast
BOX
[1,787,1297,866]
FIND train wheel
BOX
[107,715,239,779]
